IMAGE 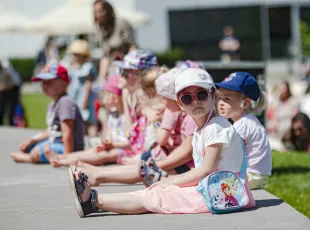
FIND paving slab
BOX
[0,127,309,230]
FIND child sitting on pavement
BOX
[11,64,85,164]
[216,72,272,189]
[67,68,255,218]
[64,64,199,187]
[44,67,168,167]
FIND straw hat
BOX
[69,39,90,57]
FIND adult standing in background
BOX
[219,26,240,62]
[67,40,98,137]
[33,37,59,76]
[1,58,24,127]
[94,0,136,84]
[0,60,14,126]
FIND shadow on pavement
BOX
[255,199,284,209]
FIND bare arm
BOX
[157,135,193,171]
[156,143,222,188]
[156,128,172,146]
[83,75,92,109]
[122,89,134,132]
[111,141,130,149]
[98,57,111,85]
[61,119,74,154]
[19,130,49,153]
[31,130,49,143]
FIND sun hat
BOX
[155,67,185,100]
[119,49,157,70]
[102,75,122,95]
[176,60,201,69]
[68,39,90,57]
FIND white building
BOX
[135,0,310,61]
[1,0,310,60]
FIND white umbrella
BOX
[26,0,150,35]
[0,6,34,33]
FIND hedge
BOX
[155,48,185,68]
[9,58,35,82]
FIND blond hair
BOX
[140,66,169,98]
[237,90,268,114]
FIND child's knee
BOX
[247,172,269,190]
[30,148,41,163]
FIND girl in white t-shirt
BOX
[67,68,255,218]
[216,72,272,189]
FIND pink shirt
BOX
[161,109,196,139]
[156,109,196,155]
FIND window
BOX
[169,6,262,61]
[268,7,291,58]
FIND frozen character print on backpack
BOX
[221,183,239,208]
[213,189,225,208]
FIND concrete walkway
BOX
[0,127,309,230]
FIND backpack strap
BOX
[238,136,248,184]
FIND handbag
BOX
[196,137,249,214]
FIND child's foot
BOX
[43,144,62,167]
[10,152,32,163]
[148,158,168,177]
[73,170,92,202]
[139,160,161,187]
[74,166,100,186]
[67,167,98,217]
[76,160,98,169]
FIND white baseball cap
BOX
[175,68,215,95]
[155,67,185,100]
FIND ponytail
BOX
[252,90,268,113]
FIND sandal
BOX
[138,160,161,187]
[67,166,99,218]
[148,158,168,177]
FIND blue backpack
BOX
[196,137,249,214]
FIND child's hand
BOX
[145,108,162,124]
[96,139,113,152]
[96,145,105,153]
[82,101,88,110]
[20,138,35,153]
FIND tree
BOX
[301,21,310,57]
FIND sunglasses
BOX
[180,90,209,105]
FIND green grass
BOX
[266,151,310,218]
[21,93,310,218]
[22,93,51,129]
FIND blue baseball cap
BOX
[215,72,260,101]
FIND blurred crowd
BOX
[266,60,310,153]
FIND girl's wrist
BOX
[31,133,43,142]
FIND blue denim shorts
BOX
[26,140,64,163]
